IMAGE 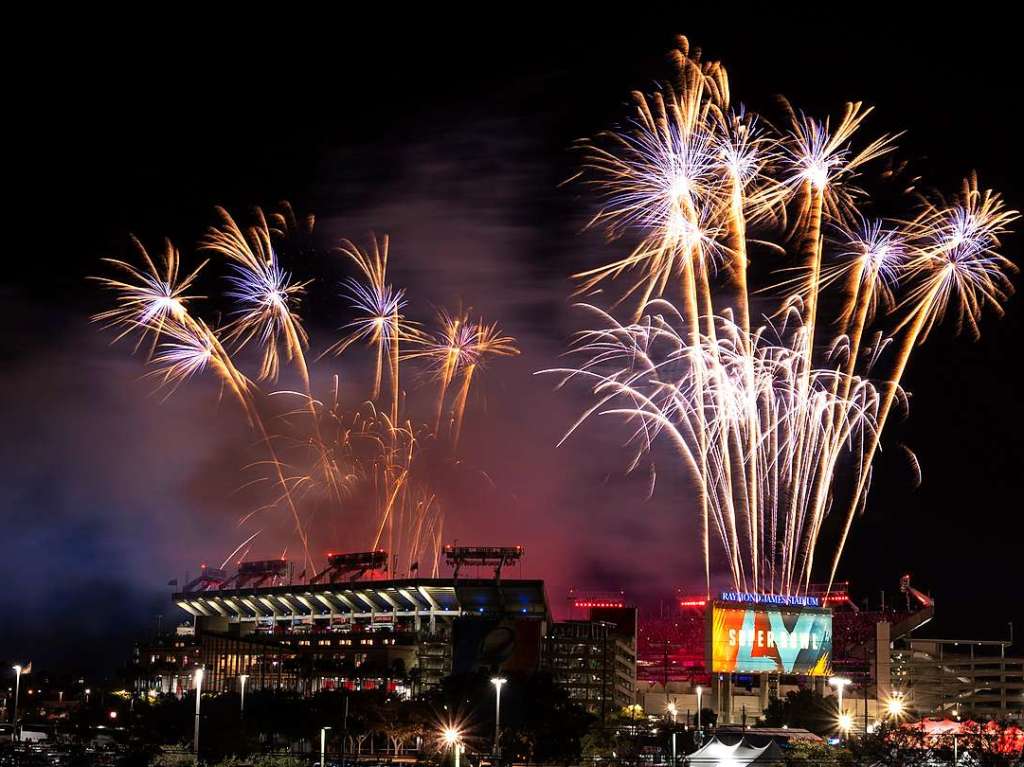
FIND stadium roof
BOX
[173,577,549,621]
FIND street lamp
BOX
[838,712,854,733]
[828,677,851,713]
[442,726,463,767]
[667,702,678,766]
[193,668,204,755]
[321,725,332,767]
[885,693,905,720]
[11,666,21,743]
[491,676,507,760]
[695,686,703,734]
[239,674,249,717]
[829,677,852,739]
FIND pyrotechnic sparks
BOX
[412,308,478,432]
[549,307,880,595]
[550,36,1017,595]
[92,236,206,354]
[205,207,312,384]
[93,208,515,577]
[404,309,518,444]
[325,236,419,425]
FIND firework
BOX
[92,236,206,354]
[551,37,1016,595]
[325,236,419,425]
[94,209,514,578]
[204,207,312,384]
[550,307,879,594]
[446,320,519,448]
[407,310,519,445]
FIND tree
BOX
[784,740,853,766]
[581,711,640,763]
[762,689,835,736]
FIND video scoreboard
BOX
[705,592,832,676]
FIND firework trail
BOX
[548,36,1016,595]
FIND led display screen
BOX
[708,601,832,675]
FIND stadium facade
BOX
[132,553,1021,723]
[131,549,637,718]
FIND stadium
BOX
[134,546,637,717]
[130,544,1023,729]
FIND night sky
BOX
[4,15,1022,673]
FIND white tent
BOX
[685,737,785,765]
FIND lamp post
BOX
[696,686,703,734]
[11,666,21,743]
[885,693,905,721]
[491,676,507,760]
[829,676,851,713]
[321,725,332,767]
[667,702,678,766]
[193,668,204,755]
[239,674,249,717]
[829,677,852,740]
[442,727,463,767]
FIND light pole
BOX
[667,702,678,766]
[696,686,703,734]
[442,727,463,767]
[239,674,249,717]
[321,725,332,767]
[885,693,905,721]
[829,677,851,714]
[829,677,852,739]
[11,666,21,743]
[193,668,204,755]
[491,676,507,760]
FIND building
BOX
[132,554,550,698]
[893,638,1024,720]
[543,606,637,719]
[132,624,200,695]
[633,577,943,728]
